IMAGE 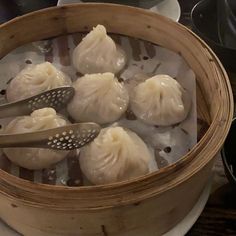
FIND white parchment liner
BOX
[0,33,197,186]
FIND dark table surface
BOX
[0,0,236,235]
[178,0,236,235]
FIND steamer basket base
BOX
[0,177,212,236]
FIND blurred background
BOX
[0,0,58,23]
[0,0,198,24]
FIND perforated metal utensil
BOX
[0,86,75,118]
[0,87,100,150]
[0,123,101,150]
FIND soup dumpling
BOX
[6,62,71,102]
[72,25,127,74]
[130,74,191,126]
[3,108,70,170]
[79,126,151,185]
[67,72,129,124]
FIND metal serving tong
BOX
[0,87,101,150]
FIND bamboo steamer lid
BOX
[0,4,233,236]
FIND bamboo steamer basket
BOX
[0,4,233,236]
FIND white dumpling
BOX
[130,74,191,126]
[72,25,127,74]
[67,72,129,124]
[6,62,72,102]
[79,127,151,185]
[3,108,70,170]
